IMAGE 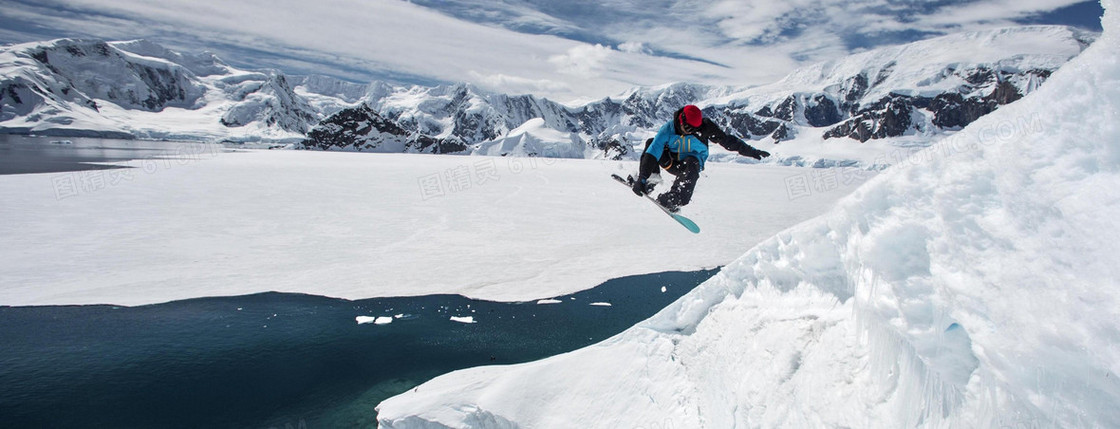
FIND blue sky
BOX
[0,0,1104,103]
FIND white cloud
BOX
[548,44,613,77]
[0,0,1101,103]
[915,0,1088,29]
[617,41,652,55]
[706,0,821,42]
[467,71,570,95]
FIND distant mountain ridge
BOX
[0,26,1096,166]
[300,25,1093,165]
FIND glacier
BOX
[375,1,1120,427]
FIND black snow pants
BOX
[639,138,701,208]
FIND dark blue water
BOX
[0,269,718,428]
[0,134,223,175]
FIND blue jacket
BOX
[640,107,770,184]
[644,110,763,170]
[645,120,711,169]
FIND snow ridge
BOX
[376,2,1119,427]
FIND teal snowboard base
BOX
[611,174,700,234]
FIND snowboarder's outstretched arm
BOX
[699,119,770,160]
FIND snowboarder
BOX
[630,105,770,211]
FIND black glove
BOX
[631,176,654,196]
[740,147,770,160]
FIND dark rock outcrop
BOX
[302,104,467,153]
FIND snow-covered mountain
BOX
[0,38,331,141]
[218,72,318,134]
[302,80,727,158]
[713,25,1091,142]
[300,25,1093,166]
[0,25,1095,165]
[376,2,1120,427]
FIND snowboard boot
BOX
[656,192,682,213]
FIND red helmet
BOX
[681,105,702,128]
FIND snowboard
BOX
[611,174,701,234]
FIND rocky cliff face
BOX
[302,104,467,153]
[707,67,1068,145]
[818,67,1050,142]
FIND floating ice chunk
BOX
[356,316,376,325]
[356,316,394,325]
[450,316,477,324]
[590,302,612,307]
[537,299,562,304]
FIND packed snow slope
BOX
[376,1,1120,428]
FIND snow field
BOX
[0,149,863,306]
[376,1,1120,427]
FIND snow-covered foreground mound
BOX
[376,2,1120,428]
